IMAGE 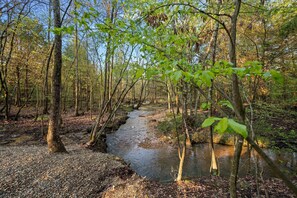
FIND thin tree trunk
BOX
[167,81,171,110]
[109,53,114,112]
[229,1,245,197]
[182,84,191,146]
[4,89,9,120]
[209,0,221,176]
[176,141,186,182]
[25,64,29,106]
[15,64,21,107]
[246,136,297,195]
[194,91,199,117]
[90,80,93,119]
[1,1,29,120]
[175,86,180,114]
[74,0,79,116]
[43,0,53,114]
[47,0,67,153]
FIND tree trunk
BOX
[25,64,29,106]
[176,143,186,182]
[15,64,21,107]
[175,87,180,114]
[167,81,171,110]
[246,136,297,195]
[4,89,9,120]
[182,85,191,146]
[228,0,245,197]
[209,0,222,176]
[43,0,53,114]
[47,0,67,153]
[74,0,79,116]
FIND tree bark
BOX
[74,0,79,116]
[47,0,67,153]
[209,5,220,174]
[43,0,53,114]
[176,142,186,182]
[229,0,245,197]
[15,64,21,107]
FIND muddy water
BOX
[107,110,297,182]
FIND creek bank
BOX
[0,106,131,149]
[149,104,297,152]
[1,145,296,197]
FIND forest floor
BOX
[0,105,297,197]
[2,145,296,198]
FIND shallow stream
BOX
[107,109,297,182]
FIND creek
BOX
[106,109,297,182]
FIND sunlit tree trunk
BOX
[47,0,67,153]
[176,139,186,182]
[209,0,221,176]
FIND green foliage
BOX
[263,69,284,84]
[218,100,234,110]
[214,117,228,134]
[200,102,210,110]
[202,117,248,138]
[227,119,248,138]
[280,15,297,37]
[200,71,214,86]
[52,26,75,35]
[201,117,220,128]
[135,68,144,78]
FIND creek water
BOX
[106,109,297,182]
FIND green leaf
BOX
[215,117,228,134]
[135,68,144,78]
[200,71,213,86]
[200,102,209,110]
[232,68,246,77]
[218,100,234,110]
[74,1,81,9]
[183,71,192,82]
[202,117,216,128]
[52,27,62,35]
[202,117,221,128]
[270,70,284,84]
[172,70,183,82]
[228,119,248,138]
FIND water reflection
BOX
[107,110,297,182]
